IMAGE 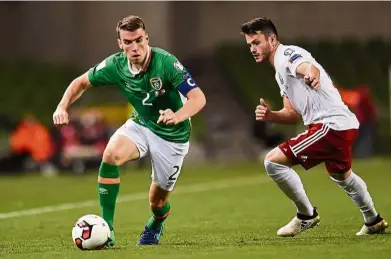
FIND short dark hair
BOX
[116,15,146,38]
[241,17,278,39]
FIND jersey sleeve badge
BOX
[173,60,184,71]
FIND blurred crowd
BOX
[0,83,379,175]
[0,108,110,175]
[337,84,378,158]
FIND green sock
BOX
[98,162,120,230]
[146,202,171,229]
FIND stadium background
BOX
[0,2,390,259]
[1,1,391,165]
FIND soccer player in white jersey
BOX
[241,17,388,237]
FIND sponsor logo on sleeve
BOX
[173,60,184,71]
[183,72,190,80]
[289,54,303,64]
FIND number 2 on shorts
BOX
[169,166,180,181]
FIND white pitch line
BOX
[0,176,268,220]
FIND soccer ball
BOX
[71,214,110,250]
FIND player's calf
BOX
[146,202,171,230]
[264,159,314,216]
[98,162,120,235]
[330,171,379,225]
[138,184,171,245]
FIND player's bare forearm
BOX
[269,108,300,124]
[295,62,317,77]
[57,73,92,110]
[175,88,206,122]
[268,95,300,124]
[157,88,206,125]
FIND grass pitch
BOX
[0,158,390,259]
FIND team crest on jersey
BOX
[150,77,163,90]
[173,60,184,71]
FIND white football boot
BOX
[277,208,320,237]
[356,215,389,236]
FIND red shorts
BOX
[278,123,358,174]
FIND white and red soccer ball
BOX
[71,214,110,250]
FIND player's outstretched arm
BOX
[157,88,206,125]
[53,72,92,126]
[296,62,320,90]
[175,87,206,121]
[256,96,300,124]
[270,96,301,124]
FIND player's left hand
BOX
[304,64,321,90]
[157,109,181,125]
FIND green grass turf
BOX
[0,158,390,259]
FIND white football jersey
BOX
[273,44,359,130]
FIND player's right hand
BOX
[304,63,321,90]
[53,108,69,126]
[255,98,270,121]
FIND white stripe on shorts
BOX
[291,124,330,156]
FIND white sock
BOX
[331,171,378,224]
[264,160,314,216]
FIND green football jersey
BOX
[88,47,193,143]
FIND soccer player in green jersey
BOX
[53,15,206,246]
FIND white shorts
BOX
[113,119,189,191]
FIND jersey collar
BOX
[273,43,284,66]
[128,47,152,76]
[142,46,152,71]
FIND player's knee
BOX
[264,147,282,163]
[329,170,351,181]
[264,159,274,175]
[264,159,283,177]
[326,162,352,180]
[264,147,292,167]
[102,148,124,166]
[264,159,291,183]
[264,150,275,162]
